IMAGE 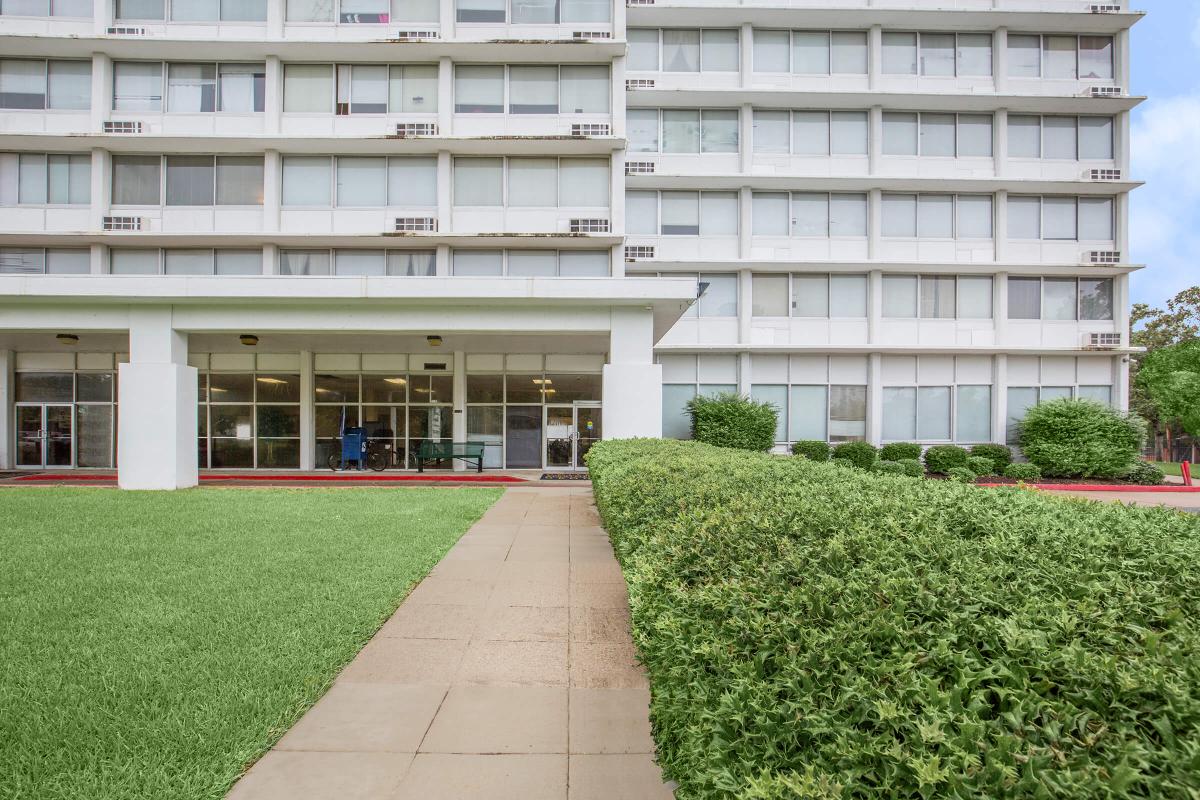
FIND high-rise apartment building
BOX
[0,0,1141,488]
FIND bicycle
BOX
[328,438,391,472]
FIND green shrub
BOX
[879,442,922,462]
[1003,462,1042,481]
[1123,461,1166,486]
[830,457,855,469]
[872,460,905,475]
[897,458,924,478]
[790,440,830,461]
[686,392,778,452]
[1018,398,1147,478]
[831,441,877,470]
[946,466,977,483]
[586,439,1200,799]
[969,443,1013,469]
[966,455,995,476]
[923,444,968,474]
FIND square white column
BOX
[603,307,662,439]
[0,350,12,470]
[299,350,315,470]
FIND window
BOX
[287,0,429,22]
[282,156,435,207]
[786,383,867,444]
[1006,277,1114,321]
[882,194,993,239]
[159,249,262,275]
[755,30,868,74]
[883,386,952,441]
[455,65,608,114]
[829,385,866,441]
[1007,35,1113,81]
[778,110,869,156]
[751,385,789,443]
[750,273,867,318]
[284,63,438,114]
[506,0,611,23]
[388,65,438,113]
[111,155,161,205]
[0,59,90,110]
[630,191,737,236]
[456,0,504,22]
[883,32,993,77]
[218,64,266,112]
[958,276,993,319]
[1006,196,1113,241]
[283,65,333,113]
[109,248,159,274]
[15,153,90,204]
[751,273,788,317]
[1009,115,1114,161]
[2,0,93,16]
[751,192,867,237]
[632,29,738,72]
[882,112,992,157]
[696,273,737,316]
[279,249,435,276]
[167,155,263,205]
[1007,34,1041,78]
[451,249,608,276]
[636,108,737,153]
[168,0,268,20]
[1079,36,1114,80]
[510,66,558,114]
[199,372,300,469]
[0,247,89,274]
[115,0,162,18]
[628,29,661,71]
[453,157,606,207]
[113,62,164,111]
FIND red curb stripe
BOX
[978,483,1200,492]
[13,472,527,484]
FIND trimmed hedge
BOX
[1018,398,1146,478]
[923,444,968,474]
[897,458,924,478]
[969,443,1013,470]
[965,455,995,476]
[830,457,855,470]
[947,466,977,483]
[791,440,830,461]
[686,392,778,452]
[1004,462,1042,481]
[587,439,1200,799]
[872,459,905,476]
[1124,461,1167,486]
[831,441,877,470]
[879,442,922,462]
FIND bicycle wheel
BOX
[328,453,344,471]
[367,451,388,472]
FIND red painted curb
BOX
[978,483,1200,492]
[13,473,527,484]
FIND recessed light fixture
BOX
[532,378,553,385]
[426,335,443,347]
[256,377,287,385]
[56,333,79,345]
[384,377,408,385]
[239,334,259,346]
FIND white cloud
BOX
[1129,94,1200,306]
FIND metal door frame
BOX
[14,403,75,469]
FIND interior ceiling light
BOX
[239,334,259,346]
[426,335,443,347]
[384,377,408,385]
[532,378,553,384]
[56,333,79,345]
[256,377,287,385]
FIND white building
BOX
[0,0,1141,488]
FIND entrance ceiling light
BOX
[426,335,443,347]
[384,377,408,385]
[239,334,259,346]
[56,333,79,345]
[256,377,287,385]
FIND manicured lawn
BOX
[0,486,501,800]
[1150,460,1184,477]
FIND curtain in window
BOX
[2,60,46,109]
[1042,278,1077,320]
[453,158,503,205]
[279,250,331,275]
[336,157,386,206]
[512,0,555,23]
[883,276,918,318]
[281,156,331,206]
[454,66,503,113]
[559,159,608,206]
[111,155,161,205]
[166,155,215,206]
[920,275,956,318]
[113,62,163,111]
[387,157,436,206]
[283,64,332,112]
[509,66,557,114]
[47,60,90,109]
[218,64,265,112]
[662,30,700,72]
[508,158,558,206]
[387,250,436,276]
[167,63,216,112]
[1007,277,1041,319]
[559,66,608,113]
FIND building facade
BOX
[0,0,1141,488]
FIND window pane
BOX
[920,33,955,76]
[882,194,916,237]
[701,110,738,153]
[561,0,610,23]
[1008,196,1041,239]
[791,31,829,74]
[390,65,437,113]
[110,249,159,274]
[792,111,829,156]
[283,64,332,112]
[1079,36,1113,80]
[215,250,261,275]
[661,191,699,235]
[882,387,916,440]
[792,274,828,317]
[335,250,386,276]
[454,65,503,113]
[336,157,386,206]
[512,0,555,23]
[281,156,330,206]
[917,386,951,440]
[349,65,387,114]
[453,157,503,205]
[662,29,700,72]
[882,32,917,74]
[791,192,828,237]
[1043,278,1077,320]
[883,275,917,318]
[830,274,867,317]
[45,248,90,274]
[558,250,609,276]
[920,113,956,157]
[509,158,558,206]
[111,155,161,205]
[167,63,216,112]
[751,273,788,316]
[560,159,608,206]
[625,191,658,235]
[957,276,993,319]
[1007,277,1041,319]
[456,0,504,22]
[1044,36,1077,80]
[165,155,214,206]
[700,192,737,235]
[628,29,659,71]
[509,66,557,114]
[18,153,46,204]
[1008,34,1041,78]
[387,250,436,276]
[278,249,330,275]
[1006,386,1037,444]
[831,31,868,74]
[1079,197,1113,240]
[219,63,265,113]
[751,384,788,442]
[917,194,953,238]
[883,112,918,156]
[957,195,993,238]
[286,0,331,20]
[222,0,266,20]
[955,385,991,442]
[789,385,827,441]
[47,60,90,110]
[1079,116,1114,160]
[662,384,695,439]
[1008,115,1041,158]
[3,0,49,14]
[164,249,213,275]
[559,65,609,113]
[830,194,867,237]
[1043,196,1077,240]
[452,250,503,276]
[1,60,46,110]
[957,114,992,157]
[628,108,659,152]
[831,111,868,155]
[662,109,700,153]
[920,275,956,318]
[1078,385,1112,405]
[388,157,437,206]
[1043,116,1077,159]
[215,156,263,205]
[701,30,739,71]
[1080,277,1114,320]
[0,248,45,274]
[113,61,162,111]
[116,0,162,19]
[698,273,737,316]
[753,29,790,72]
[752,192,788,235]
[957,33,992,76]
[829,385,866,441]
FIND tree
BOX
[1136,340,1200,439]
[1129,287,1200,457]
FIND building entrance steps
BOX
[226,486,674,800]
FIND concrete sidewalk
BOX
[227,486,674,800]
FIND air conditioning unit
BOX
[624,245,654,261]
[103,216,145,231]
[395,217,437,232]
[1086,332,1122,349]
[393,30,439,40]
[103,120,144,134]
[106,26,146,35]
[627,0,654,5]
[1086,86,1124,98]
[1090,4,1122,12]
[572,31,611,39]
[570,123,610,137]
[1085,168,1122,181]
[626,79,655,90]
[570,218,610,233]
[625,161,655,175]
[395,122,438,137]
[1087,250,1122,264]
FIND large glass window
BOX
[0,247,89,275]
[1,59,90,110]
[283,64,334,112]
[111,155,161,205]
[455,65,504,112]
[1007,196,1113,241]
[755,30,868,74]
[1006,277,1114,321]
[113,62,164,111]
[199,372,300,469]
[16,153,90,205]
[883,32,993,77]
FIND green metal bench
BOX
[416,440,486,473]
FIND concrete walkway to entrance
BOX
[227,486,674,800]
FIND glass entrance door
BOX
[15,405,74,468]
[575,405,601,466]
[543,405,602,470]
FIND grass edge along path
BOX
[0,486,502,800]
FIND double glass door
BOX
[544,405,601,470]
[16,405,73,468]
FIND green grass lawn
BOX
[0,486,501,800]
[1150,461,1184,477]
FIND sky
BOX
[1128,0,1200,308]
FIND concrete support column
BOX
[994,270,1009,346]
[737,270,752,345]
[867,352,882,447]
[610,56,626,138]
[263,149,280,233]
[612,0,625,40]
[437,150,452,233]
[89,244,106,274]
[737,352,751,397]
[1116,110,1131,174]
[739,23,753,89]
[738,186,752,260]
[994,29,1008,94]
[868,25,882,92]
[994,108,1008,179]
[993,354,1007,444]
[90,53,111,131]
[267,0,284,38]
[1115,354,1130,413]
[435,244,451,276]
[118,307,197,489]
[452,350,467,471]
[868,269,882,345]
[299,350,314,470]
[1115,192,1130,259]
[868,105,882,176]
[1116,28,1131,89]
[0,350,13,470]
[437,57,453,136]
[89,148,108,231]
[264,57,282,134]
[867,188,882,260]
[1115,272,1131,348]
[603,306,661,439]
[738,103,753,174]
[609,244,624,278]
[994,189,1008,263]
[95,0,113,33]
[439,0,455,41]
[610,149,625,236]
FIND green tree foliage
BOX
[1130,287,1200,430]
[1018,398,1146,478]
[1136,340,1200,438]
[686,392,779,452]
